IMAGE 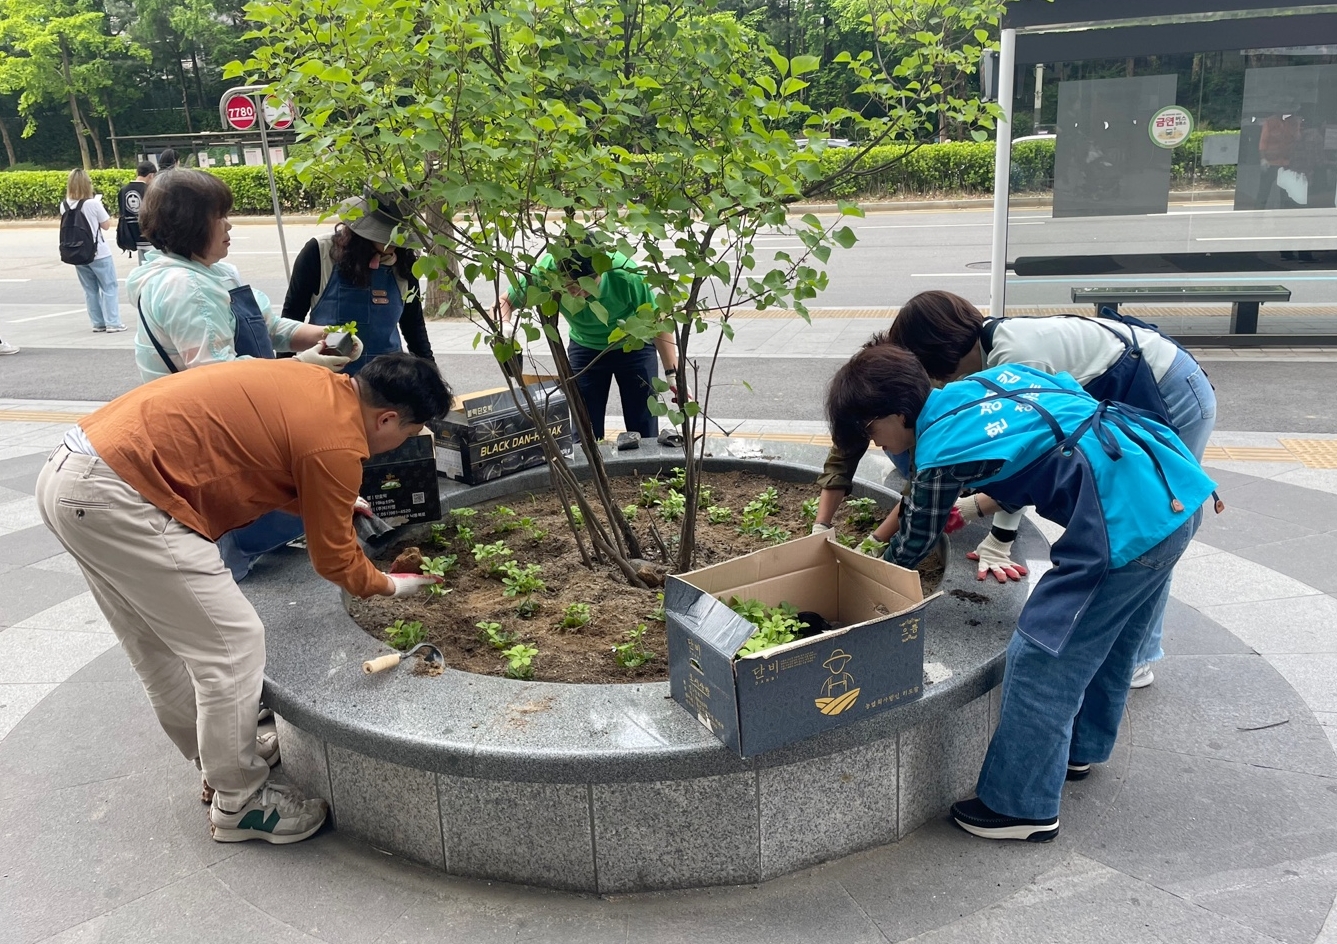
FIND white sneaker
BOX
[104,325,128,333]
[1130,663,1155,689]
[0,341,17,355]
[210,781,328,844]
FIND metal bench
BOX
[1070,285,1292,334]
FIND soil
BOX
[949,588,990,605]
[350,470,943,684]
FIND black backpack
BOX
[59,199,98,265]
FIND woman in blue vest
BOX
[827,345,1216,842]
[281,191,434,375]
[815,291,1215,688]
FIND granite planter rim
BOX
[251,444,1041,784]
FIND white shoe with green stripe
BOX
[210,782,328,844]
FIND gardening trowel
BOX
[362,642,446,675]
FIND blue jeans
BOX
[976,510,1200,819]
[566,341,659,441]
[76,255,122,329]
[1135,350,1216,666]
[215,510,305,582]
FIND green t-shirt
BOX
[507,252,656,350]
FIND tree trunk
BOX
[0,116,16,167]
[424,259,467,318]
[175,53,194,134]
[60,45,92,171]
[87,113,107,169]
[104,99,122,168]
[190,47,208,122]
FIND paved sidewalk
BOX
[3,392,1337,941]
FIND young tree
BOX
[231,0,1001,578]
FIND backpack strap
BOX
[138,299,179,374]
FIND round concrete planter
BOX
[249,443,1047,892]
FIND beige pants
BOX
[36,445,270,809]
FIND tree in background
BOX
[230,0,1003,578]
[0,0,148,169]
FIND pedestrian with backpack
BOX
[60,169,125,333]
[116,162,156,264]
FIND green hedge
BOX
[0,166,343,219]
[0,134,1243,218]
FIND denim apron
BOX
[914,365,1216,655]
[141,284,274,369]
[309,261,403,376]
[981,309,1201,430]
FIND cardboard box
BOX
[430,376,573,485]
[666,531,930,757]
[359,429,441,525]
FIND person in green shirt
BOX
[496,249,679,440]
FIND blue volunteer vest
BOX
[914,364,1215,654]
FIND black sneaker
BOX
[951,797,1059,842]
[1066,762,1092,781]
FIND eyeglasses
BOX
[863,415,887,436]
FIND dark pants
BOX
[566,341,659,440]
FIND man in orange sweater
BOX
[36,353,452,845]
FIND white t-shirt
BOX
[985,315,1179,386]
[61,196,111,261]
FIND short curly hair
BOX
[139,169,233,260]
[884,290,984,380]
[826,345,933,454]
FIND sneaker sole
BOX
[1066,764,1092,781]
[1129,672,1155,690]
[953,817,1059,842]
[210,818,325,845]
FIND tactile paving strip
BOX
[1279,439,1337,469]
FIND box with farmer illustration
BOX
[359,429,441,525]
[666,531,930,757]
[430,375,573,485]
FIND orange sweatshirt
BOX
[81,359,391,598]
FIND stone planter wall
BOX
[250,444,1046,892]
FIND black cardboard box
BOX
[359,429,441,525]
[430,376,573,485]
[666,531,931,757]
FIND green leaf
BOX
[833,226,858,249]
[790,55,820,77]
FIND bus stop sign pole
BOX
[988,28,1016,319]
[219,85,291,280]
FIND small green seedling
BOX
[502,643,538,680]
[707,505,733,525]
[845,497,881,531]
[559,602,592,629]
[429,523,451,547]
[730,598,809,658]
[477,620,516,650]
[472,540,514,575]
[324,321,359,335]
[621,503,639,521]
[800,497,819,528]
[755,525,791,546]
[419,554,457,595]
[500,562,546,597]
[698,485,713,506]
[612,624,654,668]
[516,598,542,619]
[637,479,662,507]
[834,531,859,549]
[646,591,666,622]
[739,486,781,534]
[857,536,889,558]
[659,490,686,522]
[490,505,519,532]
[568,505,584,528]
[450,508,478,522]
[384,619,426,651]
[666,467,687,491]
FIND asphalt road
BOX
[6,347,1336,434]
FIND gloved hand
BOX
[811,521,833,535]
[944,507,966,535]
[953,494,987,523]
[353,496,373,519]
[295,345,351,372]
[966,533,1029,583]
[384,573,444,597]
[335,334,365,361]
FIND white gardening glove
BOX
[811,521,833,535]
[953,494,987,523]
[384,573,444,597]
[295,345,351,372]
[966,533,1029,583]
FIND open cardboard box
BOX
[666,531,933,757]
